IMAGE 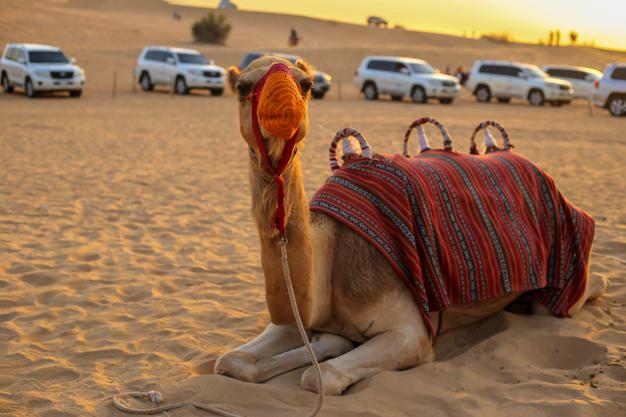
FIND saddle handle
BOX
[403,117,453,157]
[329,127,372,172]
[469,120,513,155]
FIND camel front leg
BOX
[215,323,304,382]
[215,324,354,382]
[300,325,432,395]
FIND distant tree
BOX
[548,31,554,46]
[192,12,231,44]
[481,32,513,43]
[555,29,561,47]
[569,31,578,45]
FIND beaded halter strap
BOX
[469,120,513,155]
[328,127,372,171]
[403,117,453,157]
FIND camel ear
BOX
[295,60,313,76]
[227,66,241,93]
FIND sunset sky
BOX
[168,0,626,51]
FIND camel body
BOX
[214,57,609,395]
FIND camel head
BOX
[228,56,314,164]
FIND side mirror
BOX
[519,73,528,79]
[400,68,410,75]
[70,57,77,64]
[209,59,215,65]
[166,57,176,65]
[17,57,26,65]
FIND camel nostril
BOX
[300,78,312,94]
[237,82,252,97]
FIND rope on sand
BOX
[112,391,242,416]
[112,237,325,417]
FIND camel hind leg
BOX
[531,272,609,316]
[568,272,609,315]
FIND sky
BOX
[167,0,626,51]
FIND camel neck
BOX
[249,154,314,326]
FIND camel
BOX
[214,56,609,396]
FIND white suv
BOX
[592,63,626,117]
[466,60,573,106]
[354,56,461,104]
[1,43,85,98]
[542,65,602,100]
[134,46,225,95]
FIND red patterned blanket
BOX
[310,145,594,336]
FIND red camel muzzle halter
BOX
[249,63,304,237]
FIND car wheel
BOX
[175,76,188,95]
[140,72,153,92]
[1,72,13,93]
[608,95,626,117]
[363,82,378,100]
[210,88,224,96]
[475,85,491,102]
[496,97,510,104]
[438,97,453,104]
[411,86,427,103]
[391,94,403,102]
[528,89,545,106]
[69,90,82,98]
[25,77,36,98]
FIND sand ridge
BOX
[0,1,625,416]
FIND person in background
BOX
[289,28,301,46]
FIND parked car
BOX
[542,65,602,99]
[134,46,226,95]
[593,63,626,117]
[239,51,332,99]
[1,43,85,98]
[353,56,461,104]
[465,60,573,106]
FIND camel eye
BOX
[300,78,312,94]
[237,82,252,97]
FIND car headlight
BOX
[35,70,49,77]
[188,69,203,76]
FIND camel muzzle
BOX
[254,63,305,141]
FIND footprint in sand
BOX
[20,271,60,287]
[517,335,607,370]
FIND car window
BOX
[548,69,587,80]
[164,52,174,62]
[240,53,262,69]
[394,62,410,74]
[145,50,164,62]
[15,49,27,63]
[524,66,545,78]
[479,64,509,76]
[177,53,208,64]
[367,60,395,72]
[4,47,13,60]
[409,63,435,74]
[28,50,68,63]
[611,67,626,80]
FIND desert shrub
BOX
[481,32,513,43]
[192,12,231,44]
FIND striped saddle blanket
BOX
[310,150,594,336]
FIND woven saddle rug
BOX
[310,150,594,336]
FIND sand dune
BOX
[0,1,625,417]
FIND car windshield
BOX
[28,50,69,64]
[177,53,208,65]
[525,66,547,78]
[409,63,435,74]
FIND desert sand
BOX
[0,1,625,416]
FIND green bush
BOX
[192,12,231,44]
